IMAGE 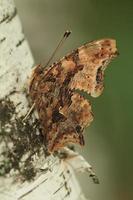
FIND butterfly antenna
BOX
[44,30,72,68]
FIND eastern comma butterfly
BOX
[29,35,118,153]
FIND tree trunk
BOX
[0,0,95,199]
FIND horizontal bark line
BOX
[0,8,17,24]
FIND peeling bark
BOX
[0,0,91,199]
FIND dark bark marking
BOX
[0,37,6,43]
[16,37,25,47]
[0,8,17,24]
[0,15,9,24]
[6,8,17,23]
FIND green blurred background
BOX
[14,0,133,199]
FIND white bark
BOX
[0,0,94,200]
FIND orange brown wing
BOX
[29,38,118,152]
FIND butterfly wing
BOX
[29,38,118,152]
[47,92,93,152]
[66,38,118,97]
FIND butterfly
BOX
[29,37,118,153]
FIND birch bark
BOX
[0,0,90,199]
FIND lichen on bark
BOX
[0,97,47,181]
